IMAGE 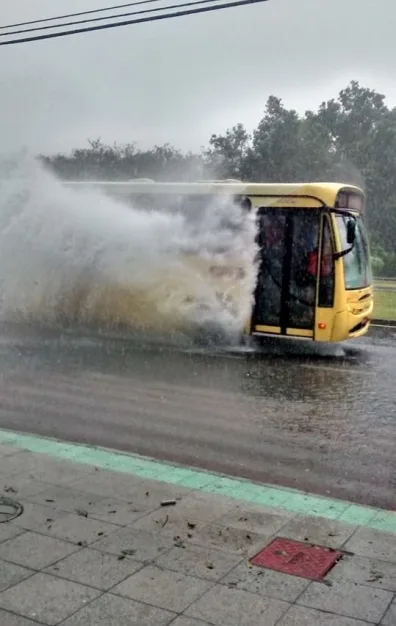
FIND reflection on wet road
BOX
[0,323,394,510]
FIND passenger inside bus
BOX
[290,217,319,325]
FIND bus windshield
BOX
[336,214,372,289]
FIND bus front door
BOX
[252,208,320,338]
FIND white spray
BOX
[0,156,258,342]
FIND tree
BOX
[250,96,302,181]
[205,123,251,179]
[42,80,396,257]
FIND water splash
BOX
[0,156,258,342]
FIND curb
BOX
[0,427,395,533]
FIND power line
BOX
[0,0,268,47]
[0,0,226,38]
[0,2,162,31]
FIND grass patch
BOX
[374,289,396,320]
[374,280,396,289]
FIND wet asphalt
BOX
[0,322,394,510]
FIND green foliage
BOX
[41,81,396,262]
[371,256,384,273]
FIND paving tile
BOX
[0,558,33,591]
[280,494,349,520]
[71,473,187,507]
[0,609,40,626]
[1,474,49,499]
[0,452,38,477]
[280,515,356,549]
[381,597,396,625]
[61,592,175,626]
[91,527,172,562]
[277,605,377,625]
[155,543,242,581]
[297,578,393,623]
[367,511,396,534]
[216,507,289,536]
[69,471,144,498]
[0,523,24,545]
[344,527,396,563]
[113,478,192,508]
[131,478,193,500]
[113,482,190,513]
[222,561,309,602]
[170,619,212,626]
[131,508,205,539]
[83,497,150,526]
[0,445,22,458]
[339,504,379,527]
[329,554,396,592]
[26,485,105,513]
[191,522,268,556]
[25,457,97,486]
[45,547,142,590]
[186,583,288,626]
[165,492,236,523]
[0,531,78,569]
[0,572,100,625]
[202,478,266,501]
[11,501,67,531]
[112,564,211,612]
[232,501,296,521]
[36,512,119,545]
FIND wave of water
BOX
[0,156,258,342]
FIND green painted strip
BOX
[0,428,394,533]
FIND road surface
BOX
[0,322,394,510]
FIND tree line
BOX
[41,81,396,276]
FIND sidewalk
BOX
[0,431,394,626]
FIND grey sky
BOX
[0,0,395,155]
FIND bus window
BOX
[336,215,372,289]
[254,212,285,327]
[318,218,334,307]
[288,211,319,328]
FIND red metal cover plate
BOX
[250,537,343,580]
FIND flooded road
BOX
[0,323,394,510]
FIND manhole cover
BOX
[0,497,23,523]
[250,537,343,580]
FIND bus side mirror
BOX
[346,219,356,244]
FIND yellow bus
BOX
[65,180,373,343]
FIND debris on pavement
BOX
[3,486,17,493]
[161,515,169,528]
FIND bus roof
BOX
[63,181,364,209]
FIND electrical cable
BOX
[0,0,226,38]
[0,1,165,30]
[0,0,268,47]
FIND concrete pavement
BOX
[0,431,394,625]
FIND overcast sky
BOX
[0,0,395,155]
